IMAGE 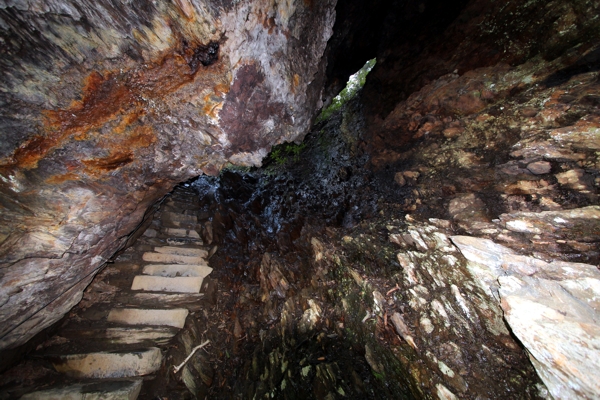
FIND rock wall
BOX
[0,0,336,351]
[353,0,600,397]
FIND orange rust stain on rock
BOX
[113,110,146,136]
[3,41,221,172]
[117,125,156,149]
[214,83,229,96]
[173,0,196,20]
[82,125,156,174]
[42,121,157,185]
[45,70,134,134]
[263,16,276,34]
[291,73,300,93]
[46,172,81,184]
[9,133,61,170]
[46,55,196,135]
[82,152,134,171]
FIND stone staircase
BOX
[15,185,214,399]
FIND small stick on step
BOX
[173,340,210,373]
[386,284,400,296]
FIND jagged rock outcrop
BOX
[349,0,600,396]
[0,0,336,351]
[452,234,600,399]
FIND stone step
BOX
[162,211,198,223]
[165,194,197,201]
[167,237,203,246]
[51,348,162,379]
[131,275,203,293]
[21,379,143,400]
[142,252,206,265]
[166,198,199,207]
[164,204,199,212]
[143,264,212,278]
[170,191,198,198]
[160,220,199,230]
[165,205,199,213]
[117,293,207,311]
[107,308,189,328]
[154,246,208,258]
[60,325,180,345]
[161,228,200,239]
[171,190,197,196]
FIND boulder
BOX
[452,235,600,399]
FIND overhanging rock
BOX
[0,0,336,351]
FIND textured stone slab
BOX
[498,206,600,238]
[120,293,206,311]
[107,308,189,328]
[142,252,206,264]
[499,274,600,400]
[52,348,162,378]
[451,235,600,399]
[61,325,179,345]
[162,228,200,238]
[160,220,198,230]
[162,212,198,223]
[166,237,203,246]
[131,275,203,293]
[143,264,212,278]
[21,379,143,400]
[154,246,208,258]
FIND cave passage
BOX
[1,0,600,398]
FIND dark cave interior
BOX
[0,0,599,398]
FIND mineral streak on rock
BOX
[219,63,291,156]
[0,0,337,351]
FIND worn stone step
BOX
[51,348,162,379]
[107,308,189,328]
[162,212,198,223]
[170,191,198,198]
[162,204,198,215]
[164,204,199,212]
[166,237,203,246]
[160,220,198,230]
[166,198,199,207]
[142,252,206,264]
[143,264,212,278]
[117,293,207,311]
[21,379,143,400]
[60,325,180,345]
[161,228,200,239]
[131,275,203,293]
[171,190,196,196]
[154,246,208,258]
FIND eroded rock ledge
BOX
[0,0,336,351]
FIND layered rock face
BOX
[0,0,336,351]
[355,0,600,397]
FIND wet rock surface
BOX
[165,99,545,399]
